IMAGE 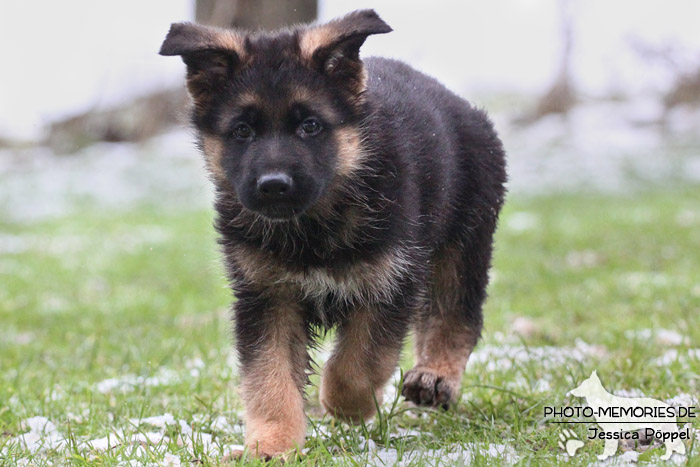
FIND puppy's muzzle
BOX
[256,173,294,200]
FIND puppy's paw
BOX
[223,447,302,463]
[401,366,460,409]
[241,421,306,461]
[320,377,381,423]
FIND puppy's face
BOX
[160,10,391,220]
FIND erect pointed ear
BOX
[299,10,391,96]
[159,22,246,105]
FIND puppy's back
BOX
[363,57,507,247]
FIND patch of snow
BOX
[620,272,671,290]
[0,131,211,223]
[566,250,603,269]
[654,348,700,367]
[381,369,402,408]
[11,417,66,454]
[468,339,607,373]
[510,316,538,338]
[355,442,518,466]
[666,393,699,407]
[129,413,176,429]
[613,450,639,464]
[676,209,700,227]
[184,357,205,378]
[506,212,538,232]
[162,453,181,467]
[95,367,182,394]
[613,388,646,398]
[624,328,687,346]
[85,413,243,458]
[534,379,552,393]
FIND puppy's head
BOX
[160,10,391,220]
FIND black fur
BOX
[161,9,506,456]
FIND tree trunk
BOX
[196,0,317,29]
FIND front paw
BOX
[241,420,306,460]
[401,366,460,409]
[320,372,382,423]
[223,447,303,463]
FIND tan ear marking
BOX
[159,22,247,60]
[299,25,334,62]
[296,9,391,67]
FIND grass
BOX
[1,186,699,465]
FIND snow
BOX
[666,393,699,407]
[11,417,67,454]
[4,413,244,461]
[654,348,700,367]
[624,328,687,346]
[0,130,211,223]
[95,367,182,394]
[468,339,607,372]
[506,212,539,232]
[354,442,518,465]
[94,358,207,393]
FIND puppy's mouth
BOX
[253,205,305,221]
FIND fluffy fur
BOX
[160,9,507,458]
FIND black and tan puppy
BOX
[160,9,506,458]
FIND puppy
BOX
[160,9,506,458]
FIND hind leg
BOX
[402,240,490,409]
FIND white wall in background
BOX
[1,0,699,140]
[0,0,192,139]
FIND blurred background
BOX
[1,0,699,221]
[2,2,699,464]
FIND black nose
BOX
[256,173,293,199]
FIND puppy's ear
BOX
[300,10,391,96]
[159,22,246,105]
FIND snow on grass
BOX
[94,358,207,394]
[653,348,700,367]
[0,131,211,223]
[3,413,245,462]
[468,339,607,373]
[5,417,67,454]
[355,442,518,466]
[95,368,182,394]
[505,212,538,232]
[666,393,699,407]
[625,328,688,346]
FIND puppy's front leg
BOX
[321,305,410,422]
[234,292,309,458]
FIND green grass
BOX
[1,187,699,465]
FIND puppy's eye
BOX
[232,123,253,141]
[299,117,322,136]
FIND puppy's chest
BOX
[235,245,409,306]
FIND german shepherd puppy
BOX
[160,9,506,459]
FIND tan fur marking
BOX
[334,127,365,176]
[214,29,247,60]
[299,25,335,62]
[240,305,307,457]
[201,136,227,183]
[235,91,261,108]
[414,319,477,384]
[290,86,315,104]
[320,307,400,422]
[411,245,479,403]
[232,243,411,306]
